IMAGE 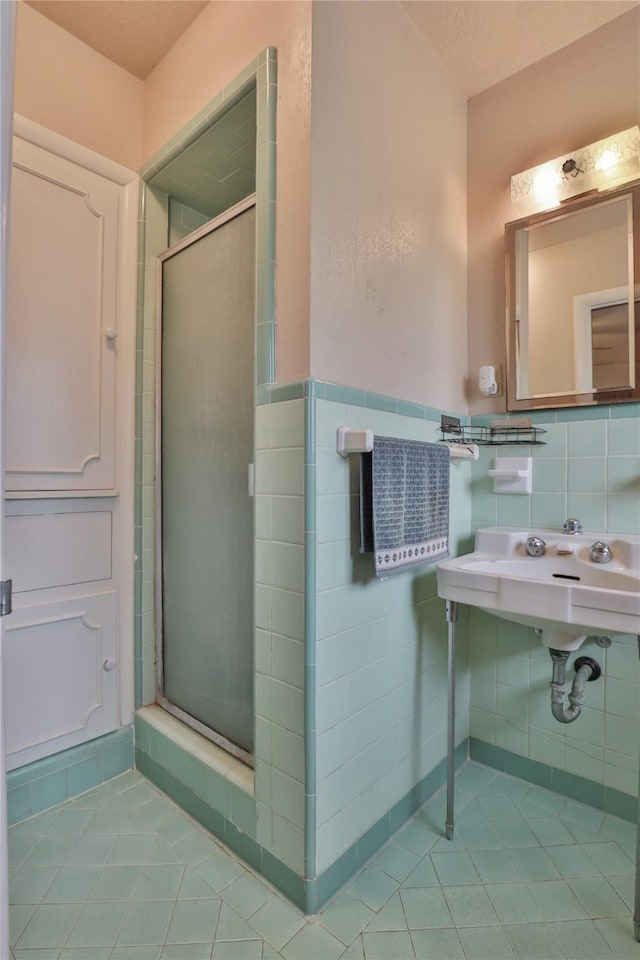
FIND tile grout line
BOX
[9,764,638,958]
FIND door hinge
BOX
[0,579,12,617]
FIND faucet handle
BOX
[563,518,583,535]
[590,541,612,564]
[526,536,546,557]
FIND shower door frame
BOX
[154,194,256,767]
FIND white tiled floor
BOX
[9,762,639,959]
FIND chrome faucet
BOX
[563,518,583,535]
[526,536,546,557]
[590,541,612,564]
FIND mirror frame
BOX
[505,178,640,411]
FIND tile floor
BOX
[8,762,640,959]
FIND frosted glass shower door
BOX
[159,201,255,757]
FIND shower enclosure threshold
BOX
[157,698,254,768]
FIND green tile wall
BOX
[134,711,256,841]
[254,398,306,876]
[469,737,638,822]
[312,396,473,875]
[134,358,476,903]
[151,89,257,222]
[7,728,134,825]
[468,408,640,805]
[168,199,209,247]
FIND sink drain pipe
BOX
[549,650,601,724]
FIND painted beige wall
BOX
[144,1,312,385]
[14,3,143,170]
[468,8,640,414]
[309,1,468,412]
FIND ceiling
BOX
[23,0,640,95]
[24,0,209,79]
[402,0,640,97]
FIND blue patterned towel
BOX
[360,436,450,576]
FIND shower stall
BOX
[156,197,256,762]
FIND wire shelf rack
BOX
[439,416,546,446]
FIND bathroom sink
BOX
[437,526,640,649]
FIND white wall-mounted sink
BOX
[437,527,640,650]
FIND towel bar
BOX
[336,426,479,461]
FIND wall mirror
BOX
[505,179,640,410]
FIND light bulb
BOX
[595,148,619,172]
[532,168,561,203]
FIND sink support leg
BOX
[635,635,640,942]
[445,600,459,841]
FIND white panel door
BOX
[3,121,137,778]
[6,510,112,592]
[4,592,117,770]
[6,138,120,493]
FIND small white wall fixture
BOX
[489,457,532,494]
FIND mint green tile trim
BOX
[469,738,636,822]
[364,392,398,413]
[135,713,256,838]
[552,768,605,810]
[611,401,640,417]
[256,383,271,405]
[261,849,306,909]
[259,380,470,427]
[135,747,306,911]
[397,400,428,419]
[134,183,147,710]
[306,380,326,400]
[309,739,469,913]
[137,729,468,913]
[604,786,638,821]
[475,403,639,423]
[139,77,257,180]
[322,383,366,406]
[8,785,31,824]
[476,403,638,424]
[556,406,611,421]
[304,394,317,882]
[314,846,356,911]
[7,728,134,824]
[225,57,263,104]
[270,383,305,403]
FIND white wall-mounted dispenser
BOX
[479,365,498,396]
[488,456,532,494]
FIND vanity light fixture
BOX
[561,158,583,179]
[511,125,640,213]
